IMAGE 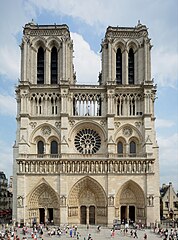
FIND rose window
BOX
[74,129,101,154]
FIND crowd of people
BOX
[153,227,178,239]
[0,222,178,240]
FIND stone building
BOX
[0,172,12,222]
[8,176,13,194]
[160,182,178,220]
[13,21,160,227]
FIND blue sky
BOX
[0,0,178,191]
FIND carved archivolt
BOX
[115,180,145,208]
[120,188,136,204]
[30,123,60,144]
[68,176,107,207]
[28,182,59,209]
[115,123,142,143]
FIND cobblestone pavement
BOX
[13,226,163,240]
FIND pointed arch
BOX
[27,179,60,225]
[115,180,145,223]
[46,37,62,50]
[28,181,59,209]
[127,39,139,52]
[116,137,126,157]
[114,124,143,142]
[37,140,44,155]
[113,39,125,52]
[68,176,107,225]
[30,123,61,144]
[129,136,140,156]
[50,140,58,155]
[68,176,107,206]
[31,37,46,51]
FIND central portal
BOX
[69,176,107,225]
[120,205,135,223]
[80,205,95,225]
[39,208,54,224]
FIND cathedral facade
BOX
[13,21,160,227]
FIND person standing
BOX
[143,233,147,239]
[69,228,73,237]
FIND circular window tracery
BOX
[74,129,101,154]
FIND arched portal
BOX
[115,180,145,224]
[68,176,107,225]
[28,181,60,225]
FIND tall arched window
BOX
[51,47,58,84]
[51,140,58,155]
[128,48,134,84]
[116,48,122,84]
[37,140,44,155]
[117,141,123,156]
[130,141,136,156]
[37,47,44,84]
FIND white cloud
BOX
[28,0,108,26]
[155,118,175,129]
[158,133,178,150]
[0,44,20,80]
[152,48,178,88]
[158,133,178,190]
[0,0,36,80]
[71,32,101,84]
[0,94,16,116]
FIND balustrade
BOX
[17,159,154,175]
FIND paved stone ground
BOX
[14,225,163,240]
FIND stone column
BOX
[86,207,89,225]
